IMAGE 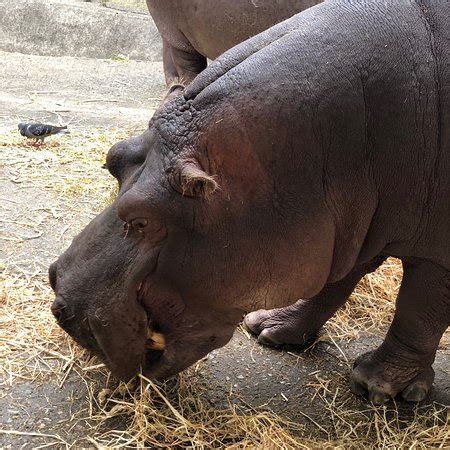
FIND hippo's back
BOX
[146,0,322,59]
[184,0,449,269]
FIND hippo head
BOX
[50,64,335,381]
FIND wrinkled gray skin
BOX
[50,0,449,404]
[146,0,322,99]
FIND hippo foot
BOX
[243,302,320,348]
[350,349,434,404]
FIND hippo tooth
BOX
[147,329,165,351]
[137,282,142,291]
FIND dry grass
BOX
[1,128,121,204]
[1,127,449,448]
[327,259,402,342]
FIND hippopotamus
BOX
[50,0,449,404]
[146,0,322,97]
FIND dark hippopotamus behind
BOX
[50,0,449,404]
[146,0,322,97]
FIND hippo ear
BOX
[175,160,218,199]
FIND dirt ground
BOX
[1,50,449,447]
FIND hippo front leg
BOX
[162,39,179,89]
[351,258,450,404]
[161,39,207,105]
[244,256,386,347]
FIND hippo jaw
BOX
[129,274,240,381]
[86,284,168,381]
[84,281,239,381]
[51,260,237,382]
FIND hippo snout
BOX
[50,297,67,321]
[48,257,98,352]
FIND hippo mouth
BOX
[135,280,188,381]
[137,282,167,375]
[144,321,166,369]
[133,278,229,381]
[79,279,175,382]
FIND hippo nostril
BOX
[51,297,67,321]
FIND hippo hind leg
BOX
[351,258,450,404]
[244,256,386,347]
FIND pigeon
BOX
[18,122,69,146]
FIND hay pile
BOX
[1,127,448,448]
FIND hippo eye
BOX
[122,218,167,241]
[130,218,148,233]
[123,218,152,237]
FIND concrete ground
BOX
[0,49,166,127]
[1,49,449,447]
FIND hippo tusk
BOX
[147,328,165,351]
